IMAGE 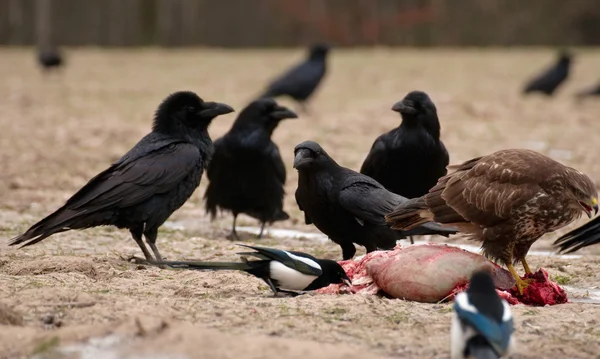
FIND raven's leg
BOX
[340,242,356,260]
[144,227,163,262]
[130,226,154,261]
[227,214,239,241]
[409,236,414,244]
[257,222,266,239]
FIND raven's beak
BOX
[342,278,352,288]
[392,99,417,114]
[293,148,312,169]
[270,106,298,121]
[199,102,234,118]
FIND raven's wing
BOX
[295,188,313,225]
[267,142,286,184]
[9,142,201,246]
[554,216,600,253]
[359,136,387,178]
[263,62,317,97]
[338,176,400,226]
[237,244,322,276]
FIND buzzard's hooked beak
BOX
[579,197,598,218]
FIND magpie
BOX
[451,271,514,359]
[149,244,351,296]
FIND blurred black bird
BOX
[575,82,600,99]
[294,141,458,260]
[9,91,234,261]
[259,43,330,113]
[360,91,449,200]
[554,214,600,253]
[451,271,514,359]
[523,50,572,96]
[148,244,351,296]
[37,47,64,72]
[204,98,297,240]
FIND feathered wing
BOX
[554,216,600,253]
[261,61,322,99]
[238,245,322,276]
[204,137,232,219]
[359,137,387,178]
[267,143,286,185]
[10,142,201,247]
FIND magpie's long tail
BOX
[152,260,252,271]
[466,337,500,359]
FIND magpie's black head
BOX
[318,259,352,287]
[392,90,440,138]
[466,270,497,297]
[153,91,234,136]
[235,98,298,135]
[309,43,331,60]
[293,140,338,171]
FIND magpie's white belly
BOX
[269,261,319,290]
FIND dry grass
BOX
[1,47,600,358]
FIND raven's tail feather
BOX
[385,197,433,231]
[554,218,600,254]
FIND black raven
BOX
[293,140,458,260]
[360,91,449,200]
[554,213,600,253]
[259,43,330,112]
[451,271,514,359]
[204,98,297,240]
[38,47,64,72]
[9,91,234,261]
[523,51,572,96]
[147,244,351,296]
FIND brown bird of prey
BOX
[385,149,598,294]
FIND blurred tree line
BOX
[0,0,599,47]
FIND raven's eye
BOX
[186,106,196,113]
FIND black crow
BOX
[523,50,572,96]
[147,244,351,296]
[37,47,64,72]
[259,43,330,112]
[293,140,458,260]
[360,91,449,200]
[554,213,600,253]
[451,271,514,359]
[9,91,234,261]
[575,82,600,99]
[204,98,297,240]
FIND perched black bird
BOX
[523,51,572,96]
[294,141,458,260]
[554,209,600,253]
[37,47,64,72]
[9,91,234,261]
[451,271,514,359]
[149,244,351,296]
[259,43,330,112]
[575,82,600,99]
[204,98,297,240]
[360,91,449,200]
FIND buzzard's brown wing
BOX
[426,149,558,228]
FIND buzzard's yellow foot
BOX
[507,263,531,295]
[521,258,533,275]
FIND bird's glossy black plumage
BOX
[38,48,64,72]
[149,244,351,296]
[360,91,449,200]
[554,215,600,253]
[204,99,297,240]
[260,43,329,112]
[523,51,571,96]
[9,91,234,261]
[294,141,458,260]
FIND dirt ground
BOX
[1,48,600,359]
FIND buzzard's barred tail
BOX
[385,197,433,231]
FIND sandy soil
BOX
[1,48,600,359]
